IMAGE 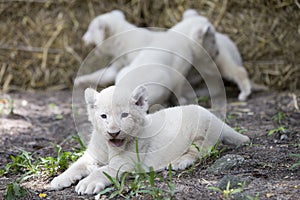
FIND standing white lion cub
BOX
[183,9,267,101]
[51,86,250,195]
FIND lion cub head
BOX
[84,85,148,148]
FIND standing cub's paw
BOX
[75,177,105,195]
[238,91,250,101]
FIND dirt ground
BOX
[0,88,299,200]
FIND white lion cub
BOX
[183,9,269,101]
[51,86,250,195]
[75,10,163,88]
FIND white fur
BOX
[76,10,218,106]
[76,10,225,106]
[115,34,191,106]
[182,9,198,19]
[181,9,267,101]
[51,86,250,195]
[76,9,262,101]
[75,10,163,88]
[114,15,215,106]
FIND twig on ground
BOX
[292,93,299,110]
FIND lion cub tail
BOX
[220,123,250,146]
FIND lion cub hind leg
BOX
[171,143,201,170]
[51,152,96,190]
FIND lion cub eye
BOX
[100,114,107,119]
[121,112,129,118]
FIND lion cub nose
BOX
[107,131,121,138]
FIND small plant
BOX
[48,102,56,109]
[72,135,86,150]
[1,135,85,200]
[225,113,236,123]
[268,125,286,136]
[292,143,300,147]
[193,141,224,160]
[98,140,175,199]
[5,182,27,200]
[208,181,246,200]
[234,126,248,134]
[100,171,129,199]
[39,136,85,176]
[246,141,256,148]
[206,141,226,160]
[246,193,260,200]
[268,111,288,136]
[272,111,285,124]
[100,165,175,199]
[1,149,39,181]
[1,135,86,179]
[289,154,300,170]
[196,96,210,104]
[39,144,83,176]
[55,114,64,120]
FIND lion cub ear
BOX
[182,9,198,20]
[111,10,125,20]
[85,88,97,106]
[130,86,148,112]
[194,24,218,58]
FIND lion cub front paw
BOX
[51,173,82,190]
[75,177,105,195]
[51,176,72,190]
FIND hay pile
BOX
[0,0,299,92]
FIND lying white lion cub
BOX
[51,86,250,195]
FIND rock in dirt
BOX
[207,154,246,175]
[217,174,251,190]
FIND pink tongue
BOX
[109,139,124,147]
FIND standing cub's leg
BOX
[51,152,99,190]
[218,62,251,101]
[230,66,251,101]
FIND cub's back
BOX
[141,105,219,169]
[146,105,214,141]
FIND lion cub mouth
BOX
[109,139,125,147]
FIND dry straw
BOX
[0,0,299,93]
